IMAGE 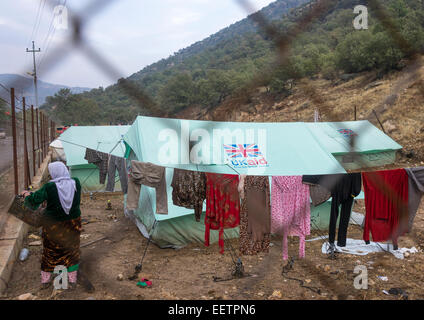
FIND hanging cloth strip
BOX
[106,155,128,194]
[302,175,331,207]
[171,168,206,222]
[205,173,240,254]
[84,148,109,184]
[271,176,310,261]
[405,167,424,233]
[127,161,168,214]
[362,169,409,247]
[239,175,271,255]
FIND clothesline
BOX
[56,138,421,177]
[56,138,124,156]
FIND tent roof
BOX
[59,125,130,166]
[124,116,347,176]
[124,116,401,222]
[50,139,63,149]
[305,120,402,155]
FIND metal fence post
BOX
[31,105,36,176]
[22,97,29,189]
[10,88,18,195]
[36,108,40,168]
[40,112,44,160]
[45,114,48,156]
[44,114,48,155]
[50,120,55,142]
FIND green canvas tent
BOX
[123,117,400,249]
[58,125,130,192]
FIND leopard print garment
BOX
[171,169,206,222]
[239,176,271,255]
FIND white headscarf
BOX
[48,162,76,215]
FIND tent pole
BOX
[128,220,158,280]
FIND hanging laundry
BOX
[329,174,362,247]
[239,176,271,255]
[238,174,247,200]
[363,169,409,248]
[303,174,362,247]
[127,161,168,214]
[205,173,240,254]
[302,176,331,207]
[405,167,424,232]
[171,169,206,222]
[271,176,310,260]
[106,155,128,193]
[84,148,109,184]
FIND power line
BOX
[39,0,67,71]
[28,0,44,47]
[38,0,61,68]
[32,0,47,45]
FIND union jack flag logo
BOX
[223,144,262,158]
[338,129,357,138]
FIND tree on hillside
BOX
[158,73,196,112]
[42,88,101,125]
[336,29,404,73]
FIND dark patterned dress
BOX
[41,217,82,272]
[25,178,82,273]
[171,169,206,222]
[239,176,271,255]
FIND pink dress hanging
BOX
[271,176,311,260]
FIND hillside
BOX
[0,74,90,106]
[178,56,424,166]
[40,0,310,123]
[128,0,310,82]
[42,0,424,125]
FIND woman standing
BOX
[22,161,82,289]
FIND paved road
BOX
[0,136,15,175]
[0,134,30,176]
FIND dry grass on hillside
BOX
[177,57,424,165]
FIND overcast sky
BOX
[0,0,275,89]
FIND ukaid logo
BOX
[224,144,268,168]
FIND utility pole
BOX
[26,41,41,108]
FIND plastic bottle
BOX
[19,248,29,261]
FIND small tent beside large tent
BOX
[122,116,402,249]
[52,125,130,193]
[305,121,402,170]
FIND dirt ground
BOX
[2,191,424,301]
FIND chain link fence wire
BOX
[0,0,423,298]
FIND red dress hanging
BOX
[205,173,240,254]
[363,169,409,246]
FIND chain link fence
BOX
[0,88,55,231]
[0,0,423,298]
